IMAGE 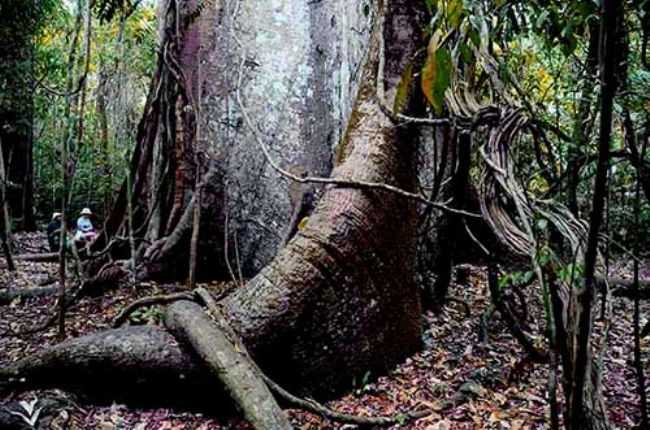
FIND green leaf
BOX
[535,10,549,29]
[396,413,408,426]
[498,274,510,289]
[468,28,480,47]
[448,0,465,29]
[521,271,534,284]
[420,47,452,115]
[460,42,473,64]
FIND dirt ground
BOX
[2,232,649,429]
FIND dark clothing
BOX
[47,220,62,252]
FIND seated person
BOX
[74,208,97,244]
[47,212,62,252]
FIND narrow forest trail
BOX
[1,233,649,429]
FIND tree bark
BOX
[0,326,216,409]
[623,113,650,203]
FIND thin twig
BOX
[263,374,430,426]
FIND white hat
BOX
[52,212,62,220]
[81,208,92,216]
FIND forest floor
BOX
[1,232,649,430]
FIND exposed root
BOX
[3,267,129,337]
[165,300,292,429]
[193,287,431,428]
[2,284,88,337]
[601,276,650,299]
[0,261,127,308]
[487,262,548,363]
[13,253,58,263]
[0,326,212,408]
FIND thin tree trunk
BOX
[567,20,599,216]
[188,59,202,289]
[624,113,650,203]
[0,136,15,271]
[188,174,201,288]
[632,127,649,428]
[75,0,93,151]
[57,0,84,339]
[569,1,619,428]
[429,131,472,310]
[23,41,35,231]
[96,64,112,214]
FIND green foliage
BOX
[421,43,452,115]
[95,0,135,22]
[129,306,164,325]
[30,0,156,220]
[419,0,650,256]
[557,263,585,285]
[0,0,59,134]
[352,370,373,395]
[393,63,414,113]
[498,270,534,290]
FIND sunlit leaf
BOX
[448,0,465,29]
[421,47,452,115]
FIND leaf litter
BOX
[1,233,649,429]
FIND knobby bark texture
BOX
[3,0,428,406]
[219,4,426,392]
[166,300,292,429]
[0,326,216,409]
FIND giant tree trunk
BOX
[4,0,427,404]
[97,0,386,280]
[203,0,376,275]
